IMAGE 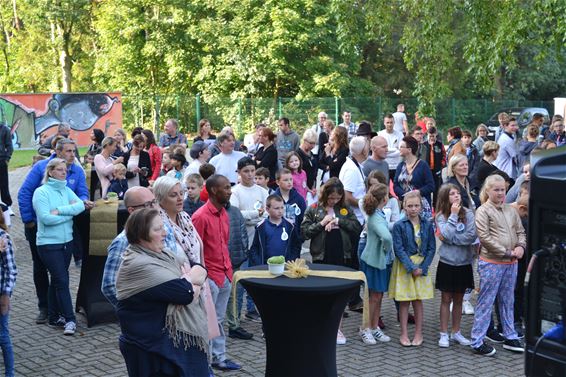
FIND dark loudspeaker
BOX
[525,148,566,377]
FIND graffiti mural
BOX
[0,92,122,149]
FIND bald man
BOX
[361,136,389,180]
[101,186,176,307]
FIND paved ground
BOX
[5,167,525,376]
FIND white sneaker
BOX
[337,329,346,345]
[462,300,475,315]
[438,332,450,348]
[63,321,76,336]
[449,302,453,312]
[451,331,471,346]
[371,327,391,342]
[359,328,377,345]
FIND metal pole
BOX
[176,95,180,126]
[278,97,282,119]
[154,95,160,134]
[195,93,201,131]
[335,96,339,124]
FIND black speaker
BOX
[525,147,566,377]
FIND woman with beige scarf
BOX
[116,208,209,377]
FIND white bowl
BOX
[267,262,285,276]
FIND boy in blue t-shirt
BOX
[248,194,301,266]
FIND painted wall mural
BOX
[0,92,122,149]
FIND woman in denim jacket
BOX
[390,191,436,347]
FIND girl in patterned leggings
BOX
[471,174,526,356]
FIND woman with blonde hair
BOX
[473,124,489,158]
[32,158,85,336]
[473,141,508,193]
[445,154,479,209]
[390,190,436,346]
[470,174,526,356]
[94,137,124,198]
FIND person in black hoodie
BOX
[419,126,446,204]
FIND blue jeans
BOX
[24,224,49,310]
[226,261,258,330]
[209,277,232,363]
[0,313,14,377]
[38,242,76,323]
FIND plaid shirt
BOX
[101,223,177,307]
[0,230,17,296]
[339,122,358,140]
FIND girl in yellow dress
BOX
[389,191,436,346]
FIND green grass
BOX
[9,147,88,170]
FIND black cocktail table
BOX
[240,264,362,377]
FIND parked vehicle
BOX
[485,107,550,140]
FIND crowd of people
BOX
[0,106,563,376]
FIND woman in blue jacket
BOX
[32,158,85,336]
[389,191,436,347]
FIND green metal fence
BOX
[121,95,554,139]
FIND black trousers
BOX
[0,160,12,206]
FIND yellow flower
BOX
[339,208,348,216]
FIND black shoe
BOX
[48,316,66,329]
[342,311,350,318]
[348,298,364,313]
[35,309,48,324]
[503,339,524,353]
[378,316,385,329]
[473,343,496,356]
[245,312,261,322]
[228,327,253,340]
[408,314,415,324]
[485,330,505,343]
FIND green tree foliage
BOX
[0,0,564,115]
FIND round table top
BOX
[240,263,362,292]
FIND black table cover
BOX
[75,203,129,327]
[240,264,362,377]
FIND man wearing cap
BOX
[356,121,377,143]
[186,140,210,176]
[209,133,246,185]
[158,118,187,148]
[377,114,404,183]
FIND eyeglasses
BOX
[130,199,157,209]
[306,140,316,145]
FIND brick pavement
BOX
[6,167,524,376]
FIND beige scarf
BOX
[116,244,208,354]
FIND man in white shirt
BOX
[377,114,404,183]
[310,111,327,158]
[339,136,369,225]
[209,133,246,185]
[338,110,357,141]
[392,103,408,135]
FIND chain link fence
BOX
[121,95,554,140]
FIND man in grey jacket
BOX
[276,117,300,165]
[0,123,13,213]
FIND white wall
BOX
[554,97,566,117]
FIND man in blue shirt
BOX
[18,138,93,324]
[158,119,187,148]
[101,186,176,307]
